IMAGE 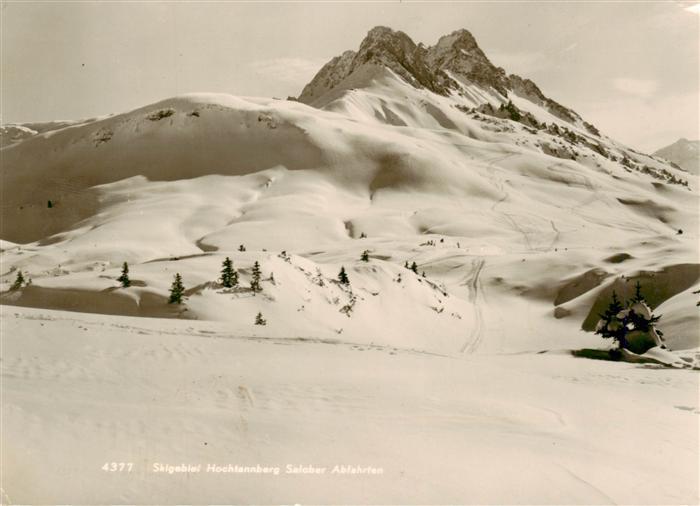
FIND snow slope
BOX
[2,306,698,505]
[1,89,697,353]
[1,25,699,504]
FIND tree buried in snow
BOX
[254,312,266,326]
[168,273,185,304]
[595,283,663,354]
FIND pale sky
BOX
[1,1,698,152]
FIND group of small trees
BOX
[595,281,662,353]
[115,257,265,306]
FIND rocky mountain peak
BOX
[433,28,479,52]
[426,28,508,96]
[298,26,587,129]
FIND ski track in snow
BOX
[460,257,485,354]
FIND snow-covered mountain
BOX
[2,26,699,505]
[653,138,700,175]
[1,26,696,354]
[299,26,586,128]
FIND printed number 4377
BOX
[102,462,133,472]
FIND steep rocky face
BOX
[298,26,586,130]
[427,29,509,96]
[298,26,444,104]
[506,74,580,125]
[353,26,441,92]
[297,50,357,105]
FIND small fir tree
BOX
[361,250,370,262]
[404,261,410,270]
[596,291,624,343]
[410,261,418,274]
[238,244,246,252]
[220,257,238,288]
[168,273,185,304]
[338,266,350,285]
[250,261,262,293]
[631,280,644,303]
[117,262,131,287]
[254,312,267,326]
[11,270,25,290]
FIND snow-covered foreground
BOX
[2,305,698,505]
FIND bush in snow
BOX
[147,108,175,121]
[255,312,266,326]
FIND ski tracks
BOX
[460,257,485,354]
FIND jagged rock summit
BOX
[299,26,584,127]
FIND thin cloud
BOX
[488,51,548,74]
[248,57,327,88]
[577,91,698,152]
[560,42,578,54]
[612,78,659,98]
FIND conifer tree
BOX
[250,261,262,293]
[238,244,246,252]
[255,312,266,326]
[404,261,410,270]
[338,266,350,285]
[220,257,238,288]
[595,291,624,345]
[595,290,664,350]
[117,262,131,288]
[168,273,185,304]
[410,261,418,274]
[361,250,370,262]
[631,280,644,303]
[11,270,25,291]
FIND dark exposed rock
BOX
[299,26,593,132]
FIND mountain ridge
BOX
[653,138,699,175]
[299,26,586,129]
